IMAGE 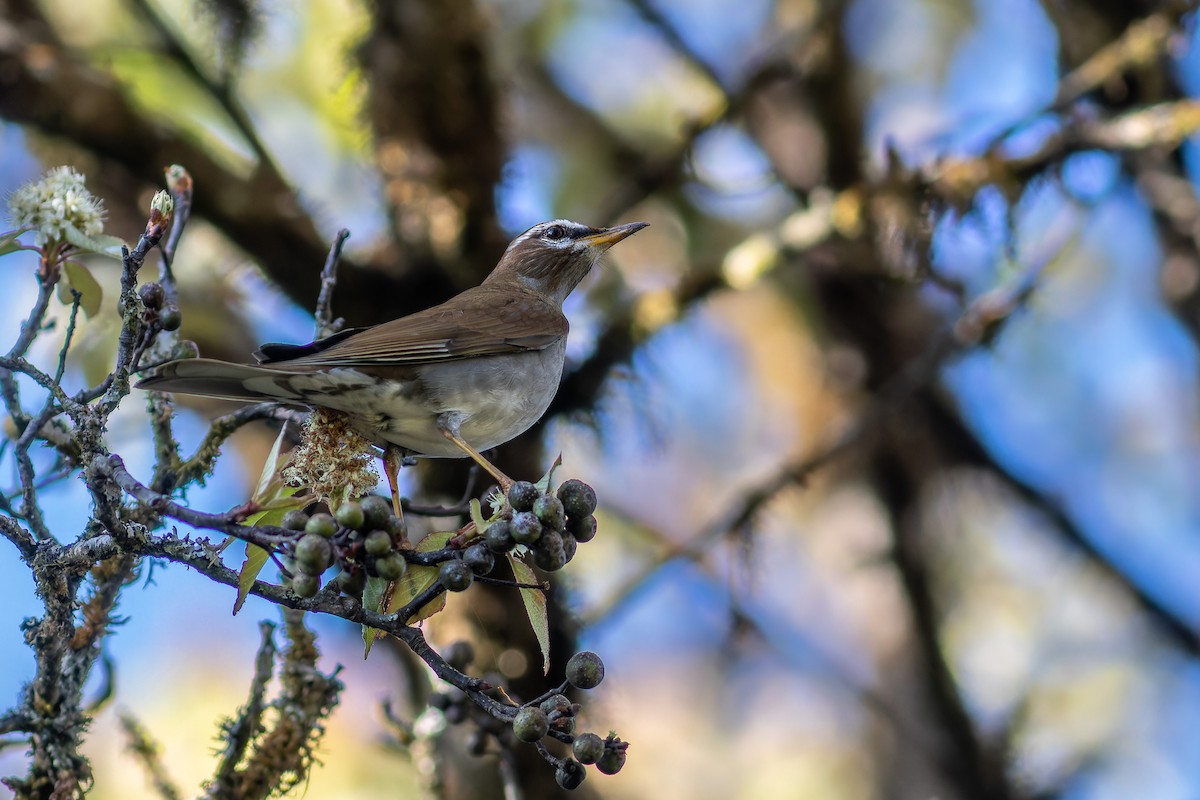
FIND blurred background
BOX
[2,0,1200,797]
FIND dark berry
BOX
[551,716,576,736]
[484,520,515,553]
[335,501,364,531]
[557,479,597,519]
[463,543,495,575]
[291,573,320,598]
[280,509,310,531]
[443,640,475,670]
[304,513,337,539]
[439,559,473,592]
[158,305,182,331]
[539,694,570,716]
[507,480,539,512]
[360,495,393,530]
[294,533,332,575]
[533,494,566,531]
[512,707,549,742]
[532,530,566,571]
[568,514,597,543]
[363,529,393,556]
[572,732,604,765]
[565,651,604,690]
[555,759,586,790]
[374,552,407,581]
[510,511,542,545]
[138,282,165,309]
[596,738,627,775]
[561,531,578,564]
[443,702,467,724]
[466,730,488,756]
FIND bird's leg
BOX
[436,413,513,493]
[382,443,407,519]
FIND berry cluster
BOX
[279,495,408,598]
[433,647,627,790]
[484,478,599,571]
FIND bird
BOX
[137,219,648,510]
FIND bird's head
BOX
[487,219,648,305]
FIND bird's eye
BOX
[543,225,566,241]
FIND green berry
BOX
[507,480,539,512]
[364,529,393,556]
[374,552,407,581]
[294,533,332,575]
[304,513,337,538]
[439,560,473,591]
[568,514,597,543]
[158,305,182,331]
[555,759,586,790]
[532,530,566,571]
[360,495,393,530]
[565,651,604,690]
[557,479,597,519]
[596,738,627,775]
[511,511,542,545]
[512,707,549,742]
[335,501,365,531]
[533,494,566,531]
[572,732,604,765]
[463,543,495,575]
[291,573,320,598]
[333,568,366,597]
[539,694,570,716]
[280,509,310,531]
[384,513,408,539]
[485,520,515,553]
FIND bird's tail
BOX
[136,358,307,403]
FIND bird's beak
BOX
[581,221,649,249]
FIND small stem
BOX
[314,228,351,338]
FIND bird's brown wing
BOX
[260,284,567,368]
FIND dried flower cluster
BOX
[283,408,380,503]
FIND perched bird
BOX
[137,219,647,506]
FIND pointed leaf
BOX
[0,228,29,257]
[233,427,304,614]
[63,224,126,259]
[61,261,102,317]
[362,531,456,656]
[533,453,563,495]
[509,554,550,674]
[469,498,490,534]
[362,576,391,658]
[234,545,270,616]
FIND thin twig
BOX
[314,228,351,339]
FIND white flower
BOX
[6,166,106,247]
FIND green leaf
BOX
[534,453,563,495]
[63,224,126,259]
[0,228,30,257]
[509,554,550,675]
[362,531,455,658]
[61,261,103,318]
[233,427,304,615]
[362,576,390,658]
[234,545,270,616]
[469,498,490,533]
